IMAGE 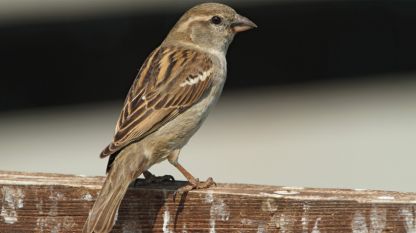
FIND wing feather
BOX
[101,46,214,158]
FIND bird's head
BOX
[164,3,257,53]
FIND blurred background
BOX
[1,0,415,192]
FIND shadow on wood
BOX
[0,170,416,232]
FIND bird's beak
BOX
[231,14,257,33]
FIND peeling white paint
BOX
[257,223,265,233]
[36,218,45,232]
[36,215,76,232]
[241,218,254,225]
[36,199,44,214]
[370,208,386,233]
[113,209,119,226]
[214,201,230,221]
[49,191,64,201]
[400,208,416,233]
[182,223,188,233]
[281,186,305,190]
[0,212,17,224]
[279,214,288,233]
[274,190,300,195]
[261,198,277,212]
[311,217,321,233]
[0,186,25,224]
[353,188,368,191]
[205,192,230,233]
[205,191,214,203]
[352,211,368,233]
[37,191,59,230]
[162,210,171,233]
[377,196,395,200]
[49,199,58,216]
[301,204,310,233]
[301,204,321,233]
[50,223,60,233]
[0,179,103,189]
[271,214,280,230]
[35,188,78,232]
[242,217,275,232]
[81,192,94,201]
[162,190,172,233]
[259,192,283,199]
[62,216,76,230]
[210,199,230,233]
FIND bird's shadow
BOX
[112,178,190,233]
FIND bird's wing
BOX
[100,46,214,158]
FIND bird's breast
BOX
[144,73,226,160]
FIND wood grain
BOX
[0,170,415,233]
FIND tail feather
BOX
[83,147,148,233]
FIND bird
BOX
[82,3,256,233]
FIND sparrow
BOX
[83,3,256,233]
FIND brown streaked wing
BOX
[100,46,214,158]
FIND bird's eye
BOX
[211,16,222,25]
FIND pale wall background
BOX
[1,74,415,192]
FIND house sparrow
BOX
[83,3,256,233]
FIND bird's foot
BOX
[174,177,216,199]
[135,171,175,187]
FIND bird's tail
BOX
[83,147,148,233]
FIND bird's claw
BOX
[173,177,216,201]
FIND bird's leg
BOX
[168,150,216,195]
[173,163,215,191]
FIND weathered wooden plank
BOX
[0,170,415,233]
